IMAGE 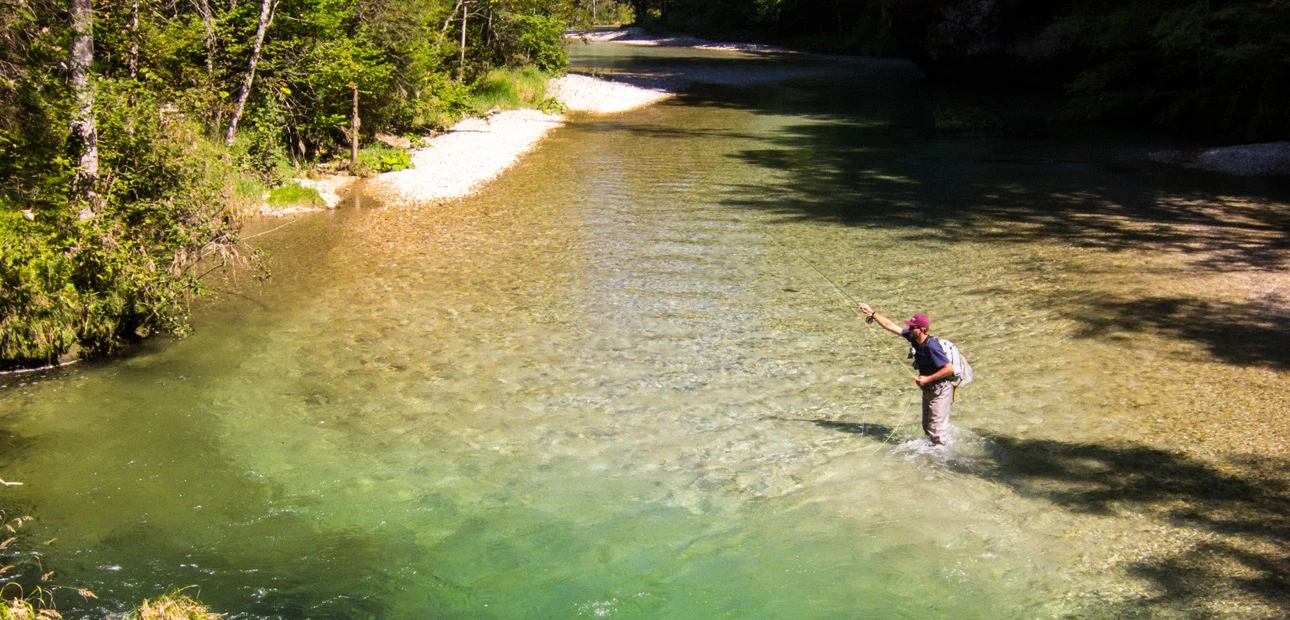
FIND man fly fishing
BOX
[856,303,956,446]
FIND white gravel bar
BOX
[369,75,670,205]
[369,109,563,204]
[549,74,671,114]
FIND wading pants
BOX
[921,380,954,445]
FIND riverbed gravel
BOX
[367,109,565,205]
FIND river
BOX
[1,43,1288,618]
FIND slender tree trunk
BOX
[128,0,139,78]
[193,0,217,74]
[70,0,99,217]
[441,0,464,34]
[349,82,359,167]
[458,0,468,82]
[225,0,276,146]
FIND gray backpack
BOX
[911,337,974,386]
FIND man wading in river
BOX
[856,303,956,446]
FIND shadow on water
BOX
[597,59,1290,370]
[770,416,906,442]
[971,435,1290,617]
[794,413,1290,616]
[1059,293,1290,370]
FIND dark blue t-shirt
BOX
[902,330,951,376]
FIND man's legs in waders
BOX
[921,381,954,445]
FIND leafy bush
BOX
[353,143,412,177]
[934,107,1005,135]
[0,216,80,365]
[491,13,569,74]
[234,89,295,185]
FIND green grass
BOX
[468,67,551,114]
[265,183,323,208]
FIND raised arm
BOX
[856,303,904,336]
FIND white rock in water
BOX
[1148,142,1290,177]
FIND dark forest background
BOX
[631,0,1290,143]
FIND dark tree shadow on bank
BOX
[965,434,1290,617]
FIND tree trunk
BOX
[349,82,359,167]
[70,0,98,217]
[128,0,139,78]
[225,0,276,146]
[193,0,217,74]
[457,0,468,82]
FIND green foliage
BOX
[1,78,249,366]
[504,12,569,73]
[934,107,1005,135]
[1054,0,1290,140]
[0,217,79,365]
[353,143,412,176]
[235,89,295,185]
[265,183,324,207]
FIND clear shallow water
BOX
[2,45,1289,618]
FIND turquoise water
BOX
[2,44,1288,618]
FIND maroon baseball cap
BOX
[904,313,930,329]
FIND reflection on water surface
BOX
[2,43,1289,618]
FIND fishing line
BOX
[764,226,922,446]
[764,230,913,376]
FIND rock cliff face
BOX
[885,0,1076,86]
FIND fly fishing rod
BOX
[764,228,923,446]
[764,231,913,376]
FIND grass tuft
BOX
[264,183,323,208]
[130,590,221,620]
